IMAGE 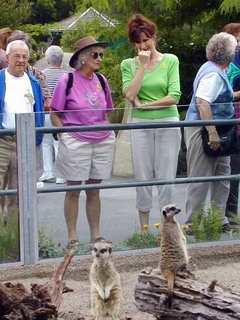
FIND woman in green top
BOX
[121,14,181,230]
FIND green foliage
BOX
[74,243,92,255]
[220,0,240,14]
[28,0,56,23]
[60,18,122,51]
[38,230,59,258]
[27,0,78,24]
[22,24,52,40]
[230,214,240,225]
[123,224,161,249]
[0,0,31,28]
[192,202,223,241]
[0,213,19,263]
[123,230,160,249]
[21,24,53,64]
[61,19,99,52]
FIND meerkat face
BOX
[92,238,112,259]
[161,204,181,221]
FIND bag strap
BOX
[65,72,106,96]
[122,58,137,123]
[131,57,137,76]
[66,72,73,96]
[96,73,107,96]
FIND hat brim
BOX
[69,42,108,68]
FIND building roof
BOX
[49,7,115,33]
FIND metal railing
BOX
[1,113,240,266]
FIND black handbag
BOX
[201,125,240,157]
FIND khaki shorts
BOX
[0,136,17,189]
[55,132,116,181]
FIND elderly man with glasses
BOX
[0,40,44,223]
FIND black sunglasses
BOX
[90,52,104,59]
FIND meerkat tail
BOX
[167,271,175,308]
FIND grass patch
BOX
[123,230,160,249]
[123,224,161,249]
[0,212,20,263]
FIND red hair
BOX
[0,28,13,50]
[223,23,240,36]
[128,14,157,43]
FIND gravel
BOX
[1,243,240,319]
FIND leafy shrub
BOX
[38,230,59,258]
[192,202,223,241]
[123,224,161,249]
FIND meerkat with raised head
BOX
[90,237,122,320]
[159,204,189,308]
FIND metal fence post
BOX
[16,113,38,265]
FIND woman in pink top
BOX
[50,36,115,248]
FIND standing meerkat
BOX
[90,237,122,320]
[159,204,189,308]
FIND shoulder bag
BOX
[112,59,137,178]
[201,124,240,157]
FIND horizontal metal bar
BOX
[0,189,17,196]
[33,174,240,194]
[1,118,240,136]
[0,129,16,136]
[36,119,240,134]
[1,175,240,196]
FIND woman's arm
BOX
[50,108,63,138]
[197,97,220,151]
[125,65,147,101]
[138,95,178,109]
[233,90,240,100]
[122,51,150,101]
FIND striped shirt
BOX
[43,68,67,97]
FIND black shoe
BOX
[222,223,234,232]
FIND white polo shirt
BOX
[2,70,34,129]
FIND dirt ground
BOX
[1,243,240,319]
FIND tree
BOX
[62,0,240,106]
[27,0,78,24]
[220,0,240,14]
[28,0,56,23]
[0,0,31,28]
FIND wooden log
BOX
[134,267,240,320]
[52,248,76,308]
[0,248,76,319]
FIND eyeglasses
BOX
[12,54,29,61]
[90,52,104,59]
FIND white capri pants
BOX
[131,118,181,212]
[42,114,58,174]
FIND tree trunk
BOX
[0,248,76,319]
[134,267,240,320]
